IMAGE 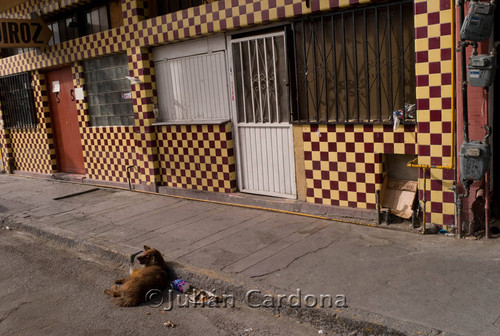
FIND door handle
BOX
[56,92,60,103]
[70,89,75,101]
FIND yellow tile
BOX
[430,213,444,226]
[443,202,455,215]
[441,60,453,73]
[415,63,430,76]
[428,24,441,38]
[429,98,443,110]
[430,190,443,203]
[414,14,428,28]
[319,142,329,151]
[440,10,452,25]
[430,145,443,158]
[416,86,430,99]
[328,152,337,162]
[346,153,356,162]
[320,161,330,171]
[339,0,351,8]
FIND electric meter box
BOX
[460,1,496,42]
[468,54,497,87]
[459,141,491,182]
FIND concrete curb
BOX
[0,212,456,336]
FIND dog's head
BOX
[136,245,166,267]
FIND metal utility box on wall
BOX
[460,0,496,42]
[459,141,491,181]
[468,54,497,87]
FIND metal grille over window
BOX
[0,73,37,129]
[232,34,289,124]
[290,0,415,123]
[83,54,134,126]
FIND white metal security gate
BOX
[231,32,296,198]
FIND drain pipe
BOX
[421,167,428,234]
[456,0,475,237]
[485,44,500,237]
[483,123,492,237]
[126,165,136,190]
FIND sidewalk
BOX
[1,174,499,336]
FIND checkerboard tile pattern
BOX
[0,102,13,172]
[8,71,57,174]
[0,0,91,19]
[128,47,160,187]
[0,0,381,75]
[0,0,457,226]
[303,124,416,209]
[123,0,148,26]
[414,0,454,227]
[419,167,455,227]
[157,123,237,193]
[71,63,140,185]
[80,126,139,184]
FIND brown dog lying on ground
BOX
[105,245,169,307]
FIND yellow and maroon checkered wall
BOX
[414,0,455,226]
[4,71,57,174]
[302,124,416,209]
[0,0,456,226]
[157,123,237,193]
[71,62,140,185]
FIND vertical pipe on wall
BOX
[483,89,490,238]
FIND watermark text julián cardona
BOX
[146,288,347,310]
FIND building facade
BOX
[0,0,497,235]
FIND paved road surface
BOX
[0,229,322,336]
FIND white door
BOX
[231,32,296,199]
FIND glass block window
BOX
[83,53,134,126]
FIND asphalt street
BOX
[0,229,322,336]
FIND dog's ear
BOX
[144,245,151,251]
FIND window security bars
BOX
[0,73,37,129]
[232,33,289,124]
[290,0,415,124]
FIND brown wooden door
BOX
[47,68,85,174]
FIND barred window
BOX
[290,0,415,123]
[0,72,37,129]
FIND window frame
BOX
[0,72,38,129]
[289,0,416,125]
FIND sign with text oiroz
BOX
[0,19,52,49]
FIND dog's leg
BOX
[104,288,120,297]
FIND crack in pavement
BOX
[250,231,349,279]
[0,301,29,324]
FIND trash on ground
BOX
[318,330,327,335]
[424,223,439,234]
[171,279,190,293]
[188,288,215,304]
[164,321,175,328]
[244,328,254,332]
[381,178,418,220]
[145,312,150,315]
